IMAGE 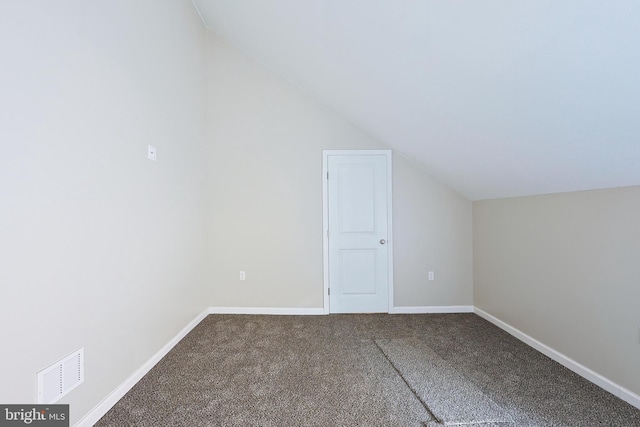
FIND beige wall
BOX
[393,154,473,306]
[0,1,208,424]
[474,186,640,396]
[205,34,473,309]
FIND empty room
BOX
[1,1,639,426]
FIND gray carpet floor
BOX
[96,314,640,426]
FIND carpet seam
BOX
[414,343,516,426]
[372,338,442,426]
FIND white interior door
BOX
[324,151,392,313]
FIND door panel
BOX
[340,249,376,295]
[339,164,376,233]
[327,153,390,313]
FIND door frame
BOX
[322,150,394,314]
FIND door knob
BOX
[380,239,386,245]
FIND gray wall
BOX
[474,186,640,397]
[204,34,473,309]
[0,1,209,424]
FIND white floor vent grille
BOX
[37,348,84,404]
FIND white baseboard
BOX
[474,307,640,410]
[208,306,325,315]
[208,306,475,315]
[74,309,209,427]
[390,305,474,314]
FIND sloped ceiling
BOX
[192,0,640,200]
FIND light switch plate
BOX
[148,145,157,161]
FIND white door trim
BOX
[322,150,394,314]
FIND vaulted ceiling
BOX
[192,0,640,200]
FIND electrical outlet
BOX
[148,145,157,161]
[239,271,246,281]
[428,271,435,281]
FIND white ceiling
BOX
[192,0,640,200]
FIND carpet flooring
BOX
[96,314,640,426]
[376,337,512,425]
